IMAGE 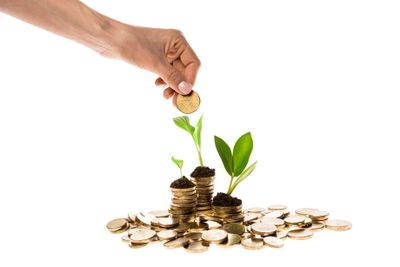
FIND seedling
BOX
[173,114,204,166]
[214,132,257,195]
[171,156,184,177]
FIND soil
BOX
[212,192,242,206]
[190,166,216,178]
[170,176,195,188]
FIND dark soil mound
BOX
[212,192,242,206]
[170,176,195,188]
[191,166,216,178]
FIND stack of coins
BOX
[191,176,215,211]
[107,205,352,252]
[169,181,197,223]
[213,204,244,223]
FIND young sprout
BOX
[214,132,257,195]
[173,114,204,166]
[171,156,184,177]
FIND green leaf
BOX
[232,132,253,177]
[228,161,257,194]
[193,114,203,148]
[171,156,183,170]
[173,116,195,135]
[214,135,233,176]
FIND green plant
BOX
[171,156,184,177]
[214,132,257,195]
[173,114,204,166]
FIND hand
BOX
[108,25,201,105]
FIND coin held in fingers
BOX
[176,91,200,114]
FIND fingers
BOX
[180,43,201,85]
[157,60,192,95]
[163,87,175,99]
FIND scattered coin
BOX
[295,208,320,216]
[284,215,306,225]
[157,230,177,241]
[263,210,284,219]
[176,91,201,114]
[218,233,242,247]
[325,219,352,231]
[268,205,287,211]
[263,236,284,248]
[310,223,325,232]
[241,238,264,250]
[148,210,170,218]
[202,229,228,244]
[245,207,266,213]
[184,232,203,241]
[250,222,277,236]
[128,242,147,249]
[288,229,313,240]
[223,223,246,235]
[261,217,285,228]
[164,237,190,249]
[185,241,209,253]
[106,218,129,233]
[276,230,288,239]
[129,228,156,244]
[158,217,179,228]
[205,220,222,229]
[121,235,131,243]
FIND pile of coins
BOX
[213,204,244,223]
[107,204,352,252]
[169,185,197,222]
[191,176,215,211]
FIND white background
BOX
[1,0,399,266]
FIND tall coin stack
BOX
[190,167,216,212]
[191,176,215,212]
[169,177,197,223]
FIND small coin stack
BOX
[191,176,215,212]
[213,204,244,223]
[169,177,197,223]
[107,205,352,252]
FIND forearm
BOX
[0,0,122,56]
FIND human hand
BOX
[107,24,201,105]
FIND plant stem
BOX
[198,149,203,166]
[227,174,234,195]
[180,168,182,177]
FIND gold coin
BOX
[244,213,261,224]
[158,217,179,228]
[106,218,129,233]
[250,222,277,236]
[185,241,209,253]
[310,223,325,232]
[218,233,242,247]
[268,205,287,211]
[127,212,137,223]
[157,230,177,241]
[184,232,203,241]
[128,242,147,249]
[223,223,246,235]
[295,208,320,216]
[287,229,313,240]
[129,228,156,244]
[170,187,196,192]
[325,219,352,231]
[163,237,190,249]
[276,230,288,239]
[148,210,170,218]
[205,220,222,229]
[261,217,285,227]
[263,236,284,248]
[299,217,313,228]
[135,212,154,227]
[121,235,131,243]
[284,215,306,225]
[308,210,330,219]
[202,229,228,244]
[187,222,209,233]
[176,91,201,114]
[263,211,284,219]
[241,238,264,250]
[244,207,265,213]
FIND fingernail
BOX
[178,81,193,95]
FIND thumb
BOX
[158,63,192,95]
